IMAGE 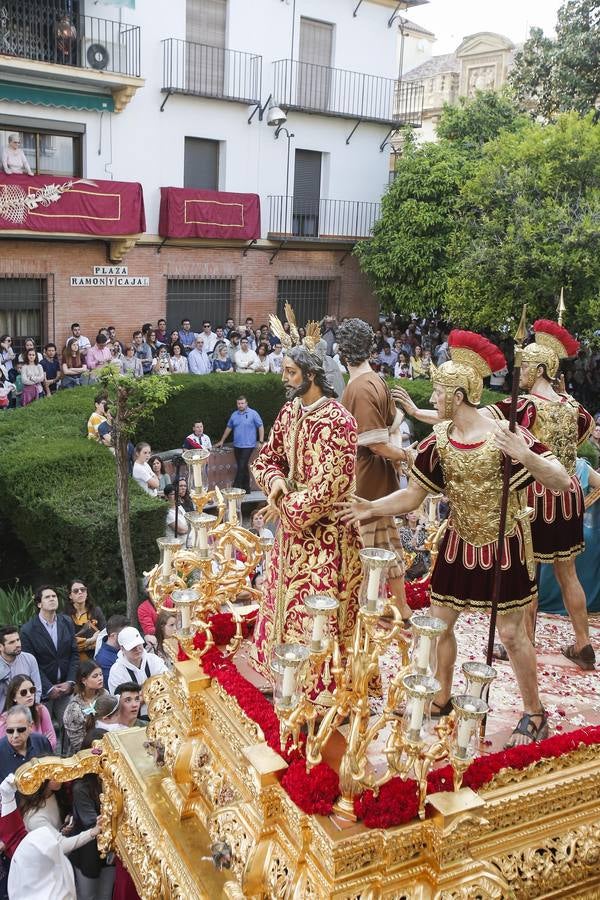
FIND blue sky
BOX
[409,0,564,53]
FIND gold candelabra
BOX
[145,448,265,661]
[271,547,493,819]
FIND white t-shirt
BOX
[166,504,190,542]
[133,461,157,497]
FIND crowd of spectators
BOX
[3,311,598,414]
[0,577,182,896]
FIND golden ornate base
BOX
[16,655,600,899]
[100,658,600,899]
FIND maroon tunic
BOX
[410,423,552,614]
[487,394,593,562]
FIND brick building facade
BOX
[0,238,377,348]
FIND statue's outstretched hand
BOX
[335,495,374,526]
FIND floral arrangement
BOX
[179,617,600,827]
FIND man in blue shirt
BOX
[0,706,53,780]
[178,319,196,354]
[215,396,264,493]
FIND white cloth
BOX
[23,795,96,855]
[108,650,167,714]
[165,505,189,541]
[8,825,76,899]
[268,352,284,374]
[200,331,218,353]
[133,461,157,497]
[234,348,259,372]
[169,355,188,373]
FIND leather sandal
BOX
[562,643,596,671]
[430,698,453,719]
[504,710,549,748]
[492,642,509,662]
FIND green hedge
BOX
[136,374,286,449]
[0,374,500,611]
[0,386,163,612]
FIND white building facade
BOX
[0,0,425,345]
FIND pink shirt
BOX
[86,345,112,370]
[0,704,57,750]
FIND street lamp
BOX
[274,125,295,236]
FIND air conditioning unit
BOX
[86,42,110,70]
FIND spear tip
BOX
[514,304,527,345]
[557,287,566,326]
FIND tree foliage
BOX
[98,367,181,619]
[436,89,528,149]
[446,113,600,331]
[355,93,524,318]
[510,1,600,119]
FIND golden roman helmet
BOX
[521,319,580,387]
[431,330,507,418]
[269,303,321,353]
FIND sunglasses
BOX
[6,726,27,734]
[71,586,87,593]
[17,687,36,697]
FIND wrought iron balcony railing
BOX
[272,59,423,127]
[268,196,380,241]
[162,39,262,105]
[0,4,141,77]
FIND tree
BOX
[436,89,528,149]
[355,93,524,318]
[98,368,180,619]
[446,113,600,331]
[510,1,600,119]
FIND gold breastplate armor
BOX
[434,422,520,547]
[526,394,578,476]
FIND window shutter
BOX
[184,137,219,190]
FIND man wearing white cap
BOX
[107,627,167,718]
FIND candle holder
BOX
[156,537,184,581]
[462,661,497,700]
[259,534,274,580]
[303,595,339,653]
[171,588,200,636]
[358,547,396,614]
[185,511,217,558]
[273,644,310,710]
[451,695,488,789]
[402,673,439,743]
[221,487,245,525]
[182,448,210,494]
[410,614,447,676]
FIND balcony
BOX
[161,39,262,107]
[268,196,380,242]
[272,59,423,127]
[0,4,143,111]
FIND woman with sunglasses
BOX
[63,660,108,755]
[0,675,57,749]
[65,580,106,661]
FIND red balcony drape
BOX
[0,175,145,235]
[159,186,260,240]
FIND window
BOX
[293,149,321,237]
[277,279,330,326]
[184,137,219,190]
[0,126,80,176]
[298,17,333,110]
[186,0,227,95]
[166,278,232,327]
[0,277,48,351]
